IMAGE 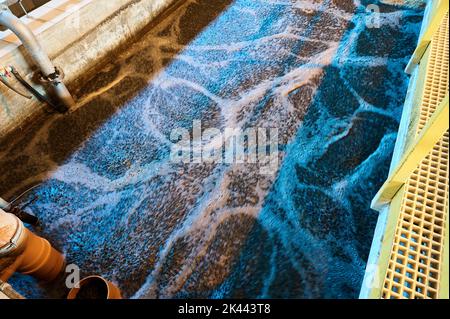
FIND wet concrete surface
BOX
[0,0,424,298]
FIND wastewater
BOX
[0,0,424,298]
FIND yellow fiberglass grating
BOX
[382,132,448,299]
[417,13,449,134]
[381,13,449,299]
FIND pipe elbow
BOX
[0,5,75,109]
[0,6,54,75]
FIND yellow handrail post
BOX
[371,95,449,211]
[405,0,449,74]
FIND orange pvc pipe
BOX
[0,210,65,283]
[67,275,122,299]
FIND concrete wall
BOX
[0,0,180,140]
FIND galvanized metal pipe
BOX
[0,3,75,109]
[0,197,10,210]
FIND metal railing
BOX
[0,0,51,31]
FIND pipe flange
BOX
[38,66,65,84]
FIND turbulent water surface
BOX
[0,0,424,298]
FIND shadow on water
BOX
[204,2,424,299]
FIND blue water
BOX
[0,0,424,298]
